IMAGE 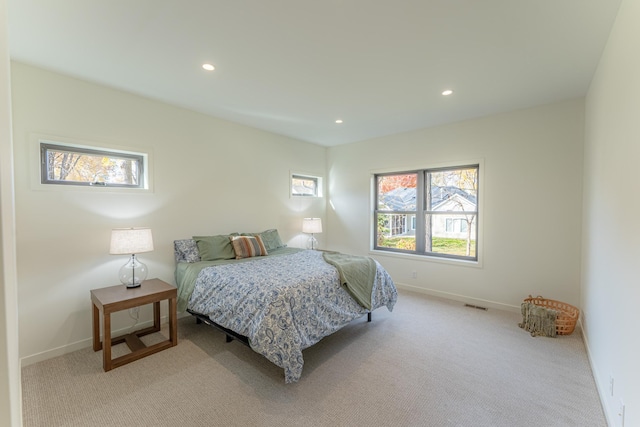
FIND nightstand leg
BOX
[169,297,177,345]
[92,303,101,351]
[153,301,161,331]
[103,312,112,371]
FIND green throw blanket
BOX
[322,252,377,310]
[519,302,557,337]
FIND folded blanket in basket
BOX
[519,302,557,337]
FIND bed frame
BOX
[187,309,250,346]
[187,308,372,347]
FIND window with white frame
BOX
[40,141,147,188]
[374,164,479,261]
[291,173,323,197]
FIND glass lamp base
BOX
[306,235,318,250]
[118,254,148,288]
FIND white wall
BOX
[327,99,585,310]
[10,62,327,364]
[1,0,21,424]
[583,1,639,426]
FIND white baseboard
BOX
[20,312,189,367]
[579,315,615,427]
[21,336,94,368]
[22,287,518,367]
[395,282,521,313]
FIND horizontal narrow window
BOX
[40,142,146,188]
[374,164,479,261]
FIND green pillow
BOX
[193,235,236,261]
[260,229,285,251]
[241,229,285,251]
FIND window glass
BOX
[291,174,322,197]
[376,213,416,251]
[41,142,145,188]
[375,165,478,261]
[377,173,417,211]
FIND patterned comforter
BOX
[186,249,397,383]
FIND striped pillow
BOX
[230,235,268,259]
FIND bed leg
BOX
[196,318,202,324]
[226,334,233,343]
[367,312,372,322]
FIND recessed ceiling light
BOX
[202,63,215,71]
[335,119,343,124]
[442,89,454,96]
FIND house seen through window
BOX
[40,142,146,188]
[374,165,479,261]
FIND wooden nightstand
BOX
[91,278,177,371]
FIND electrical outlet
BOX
[618,398,625,427]
[411,271,417,279]
[609,375,614,396]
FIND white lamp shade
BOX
[110,228,154,255]
[302,218,322,234]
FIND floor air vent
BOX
[464,303,488,311]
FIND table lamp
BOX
[109,227,154,288]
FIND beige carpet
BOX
[22,290,606,426]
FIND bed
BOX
[174,230,398,383]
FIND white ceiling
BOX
[7,0,622,147]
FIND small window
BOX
[291,173,323,197]
[40,142,146,188]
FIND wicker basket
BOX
[523,295,579,335]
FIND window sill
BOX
[31,182,152,193]
[368,249,483,269]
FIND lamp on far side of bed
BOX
[302,218,322,250]
[109,227,154,288]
